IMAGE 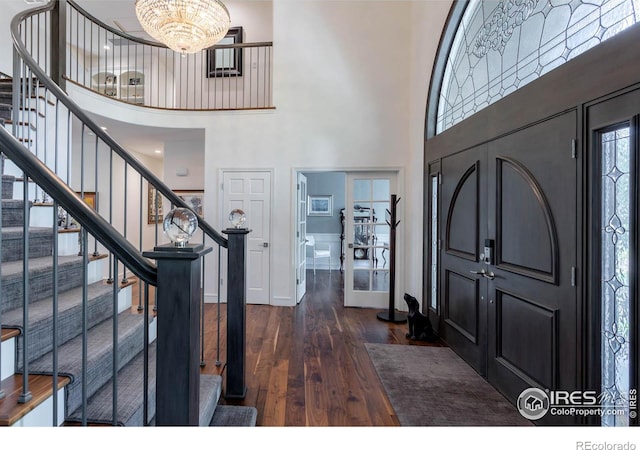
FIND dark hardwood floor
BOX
[200,269,444,426]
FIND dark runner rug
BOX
[365,343,532,426]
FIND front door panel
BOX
[438,113,579,423]
[440,146,487,375]
[487,112,578,420]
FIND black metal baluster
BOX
[81,228,88,425]
[143,282,150,425]
[52,199,59,425]
[107,147,113,282]
[138,175,143,311]
[112,257,119,425]
[122,162,128,284]
[93,134,99,256]
[216,244,222,366]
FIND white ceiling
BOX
[84,112,205,158]
[75,0,154,41]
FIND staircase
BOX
[0,76,256,426]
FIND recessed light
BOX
[154,149,162,154]
[100,126,107,131]
[103,45,110,50]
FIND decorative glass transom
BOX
[436,0,640,134]
[600,126,631,427]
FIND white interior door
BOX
[222,171,271,305]
[296,173,307,303]
[344,172,397,308]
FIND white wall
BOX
[69,126,164,279]
[162,136,206,244]
[0,1,35,76]
[64,0,452,308]
[407,0,453,304]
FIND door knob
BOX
[470,269,486,275]
[482,271,495,280]
[263,242,269,248]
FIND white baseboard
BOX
[271,296,294,307]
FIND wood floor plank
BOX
[201,270,442,426]
[261,359,288,426]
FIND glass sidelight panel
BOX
[431,175,439,311]
[600,126,631,426]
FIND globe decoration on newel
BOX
[228,208,246,229]
[163,207,198,247]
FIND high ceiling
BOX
[75,0,154,41]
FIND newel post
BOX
[143,243,211,426]
[223,228,250,399]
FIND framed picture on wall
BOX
[308,195,333,216]
[148,184,163,224]
[206,26,243,77]
[76,191,97,210]
[174,190,204,217]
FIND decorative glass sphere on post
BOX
[228,208,246,228]
[163,207,198,247]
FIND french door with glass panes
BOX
[344,172,398,308]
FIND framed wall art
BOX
[308,195,333,216]
[174,190,204,217]
[148,184,163,224]
[207,26,243,77]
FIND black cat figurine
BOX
[404,293,438,342]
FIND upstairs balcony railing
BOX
[64,0,273,111]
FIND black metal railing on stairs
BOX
[0,0,249,426]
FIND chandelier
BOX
[135,0,231,54]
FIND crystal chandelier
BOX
[135,0,231,54]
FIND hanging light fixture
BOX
[135,0,231,54]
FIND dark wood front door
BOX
[486,112,578,410]
[440,145,488,376]
[439,112,578,418]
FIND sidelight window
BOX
[430,175,439,311]
[600,125,632,426]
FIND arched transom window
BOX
[436,0,640,134]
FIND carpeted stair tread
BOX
[0,254,82,278]
[199,373,223,426]
[1,226,53,262]
[67,343,158,426]
[209,405,258,427]
[1,199,31,227]
[26,310,151,415]
[67,342,223,427]
[2,281,115,363]
[2,174,15,199]
[1,254,86,312]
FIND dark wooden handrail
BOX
[0,126,158,285]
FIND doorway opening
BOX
[296,171,345,304]
[295,170,400,309]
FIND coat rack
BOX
[377,194,407,323]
